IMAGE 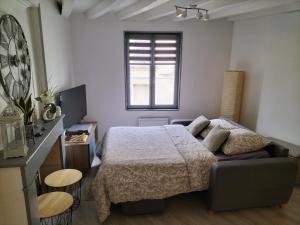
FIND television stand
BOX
[65,122,100,174]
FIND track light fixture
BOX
[176,7,187,18]
[175,5,209,21]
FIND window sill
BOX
[126,108,179,111]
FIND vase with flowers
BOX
[35,87,61,121]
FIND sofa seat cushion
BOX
[215,149,270,161]
[222,128,271,155]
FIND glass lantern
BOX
[0,101,28,159]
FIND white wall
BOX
[70,14,233,138]
[0,0,74,113]
[39,0,74,91]
[0,0,42,112]
[230,11,300,145]
[0,1,43,223]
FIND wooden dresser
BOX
[65,122,99,174]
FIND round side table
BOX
[45,169,82,209]
[38,192,73,225]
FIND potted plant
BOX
[14,94,35,139]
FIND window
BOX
[125,32,182,110]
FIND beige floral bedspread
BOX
[92,125,216,222]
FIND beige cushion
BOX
[201,119,238,138]
[186,115,210,136]
[202,125,230,152]
[222,128,271,155]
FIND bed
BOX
[92,124,216,222]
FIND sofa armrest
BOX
[207,157,297,211]
[265,142,289,157]
[170,119,193,126]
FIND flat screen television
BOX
[55,85,87,129]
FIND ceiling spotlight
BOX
[175,5,209,21]
[203,12,210,21]
[196,11,203,20]
[176,7,187,18]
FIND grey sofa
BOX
[171,119,298,212]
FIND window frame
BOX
[124,31,182,111]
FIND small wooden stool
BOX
[45,169,82,209]
[38,192,73,225]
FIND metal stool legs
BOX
[40,208,72,225]
[46,180,81,210]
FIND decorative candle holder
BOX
[0,101,28,159]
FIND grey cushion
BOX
[202,125,230,152]
[186,115,210,136]
[201,119,238,138]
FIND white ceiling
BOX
[59,0,300,21]
[72,0,99,13]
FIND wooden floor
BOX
[73,170,300,225]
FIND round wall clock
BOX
[0,14,31,101]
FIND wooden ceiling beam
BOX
[86,0,117,19]
[228,1,300,21]
[61,0,74,18]
[117,0,172,21]
[210,0,300,20]
[112,0,139,12]
[86,0,139,19]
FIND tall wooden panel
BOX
[220,71,245,122]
